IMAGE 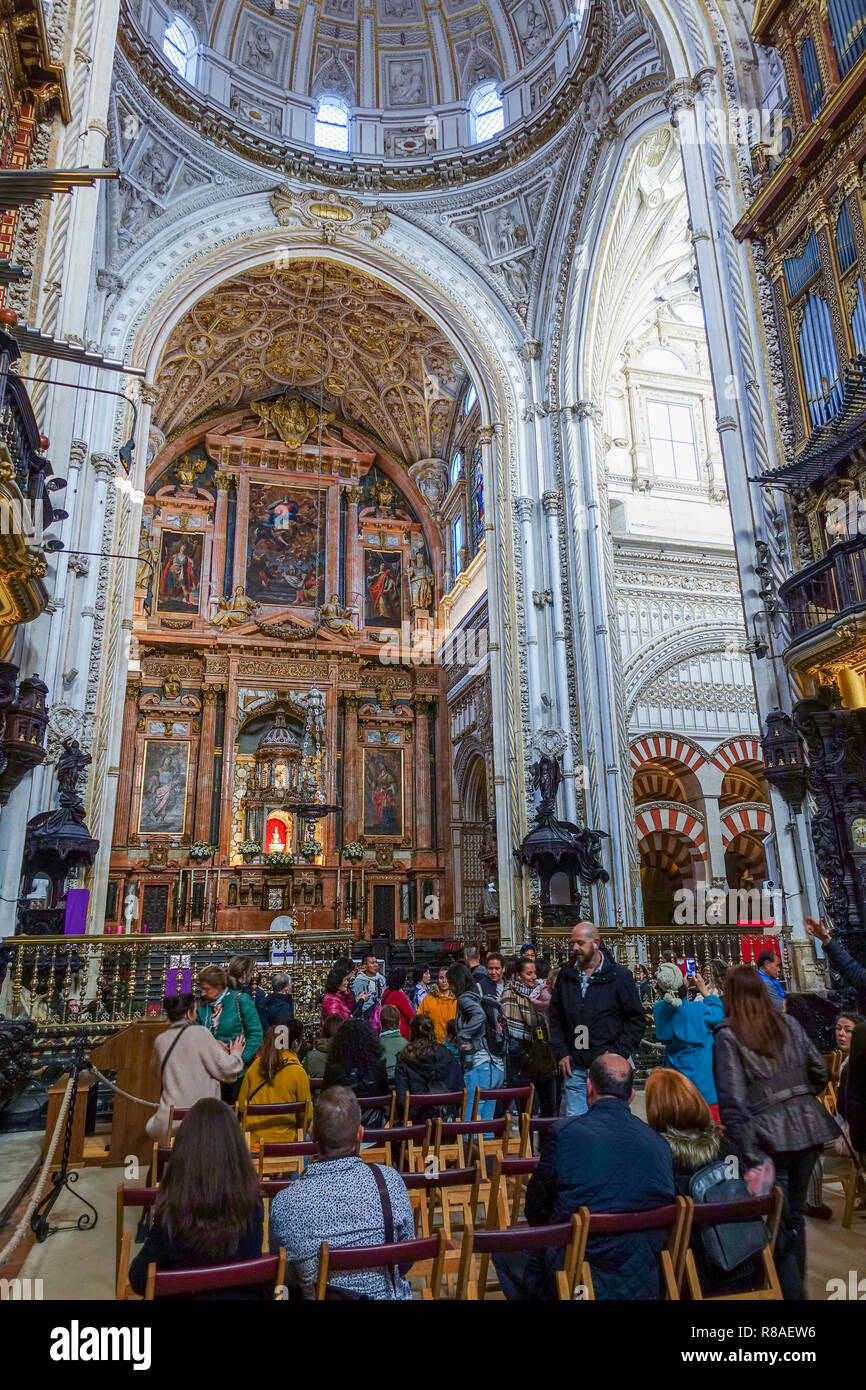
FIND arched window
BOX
[453,515,464,577]
[450,450,463,487]
[163,14,197,81]
[469,82,504,144]
[469,445,484,555]
[314,95,350,153]
[464,382,477,414]
[642,347,686,373]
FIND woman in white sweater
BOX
[147,993,245,1144]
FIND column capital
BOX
[412,692,433,712]
[664,78,698,124]
[125,678,142,703]
[341,484,365,505]
[201,685,220,705]
[514,496,534,521]
[138,382,160,407]
[213,470,236,491]
[90,452,115,479]
[342,693,360,713]
[541,489,562,516]
[69,439,88,471]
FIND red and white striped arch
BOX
[711,737,763,772]
[721,805,772,846]
[635,804,707,857]
[630,735,707,773]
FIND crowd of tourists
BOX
[132,919,866,1300]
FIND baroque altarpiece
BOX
[108,393,449,939]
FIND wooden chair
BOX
[471,1084,534,1130]
[144,1250,287,1300]
[455,1214,584,1301]
[149,1144,173,1185]
[356,1092,396,1127]
[309,1077,324,1092]
[115,1185,158,1300]
[401,1089,466,1126]
[485,1154,539,1230]
[315,1230,446,1301]
[576,1198,689,1301]
[260,1178,297,1253]
[257,1140,318,1178]
[241,1100,310,1152]
[679,1188,784,1300]
[434,1117,510,1175]
[520,1113,559,1157]
[404,1167,481,1241]
[165,1105,189,1139]
[822,1145,863,1230]
[360,1123,430,1170]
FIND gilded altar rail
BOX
[2,929,354,1029]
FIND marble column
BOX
[218,687,238,860]
[413,695,433,850]
[342,486,364,618]
[194,686,219,842]
[112,677,141,846]
[342,695,360,841]
[209,472,235,605]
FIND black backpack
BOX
[479,994,508,1058]
[688,1159,770,1275]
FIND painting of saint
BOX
[138,742,190,835]
[362,749,403,837]
[157,532,203,614]
[364,550,402,626]
[245,483,326,607]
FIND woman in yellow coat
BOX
[417,968,458,1043]
[238,1021,312,1151]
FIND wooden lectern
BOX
[89,1021,168,1165]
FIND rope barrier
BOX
[0,1073,73,1266]
[85,1061,158,1109]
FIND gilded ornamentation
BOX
[270,187,390,243]
[319,594,358,637]
[250,393,334,448]
[211,586,259,629]
[174,454,207,488]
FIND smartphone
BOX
[685,957,697,978]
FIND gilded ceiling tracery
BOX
[153,259,466,463]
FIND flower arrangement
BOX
[300,838,323,860]
[344,840,366,862]
[264,849,295,867]
[238,840,261,861]
[188,841,216,861]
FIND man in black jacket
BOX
[260,973,294,1031]
[549,921,645,1116]
[805,916,866,1006]
[494,1055,675,1299]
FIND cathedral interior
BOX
[0,0,865,1313]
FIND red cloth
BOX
[382,988,414,1040]
[738,933,780,964]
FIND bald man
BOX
[548,921,645,1117]
[494,1054,675,1300]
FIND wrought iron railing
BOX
[2,929,354,1029]
[779,535,866,639]
[0,332,52,524]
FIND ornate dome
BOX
[122,0,592,154]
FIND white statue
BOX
[124,887,138,931]
[25,874,51,905]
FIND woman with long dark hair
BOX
[129,1098,264,1298]
[394,1013,463,1121]
[322,1017,389,1125]
[238,1020,312,1147]
[713,965,837,1299]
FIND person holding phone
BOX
[652,961,724,1120]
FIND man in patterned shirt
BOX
[269,1086,416,1299]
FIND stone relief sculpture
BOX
[212,586,259,629]
[244,26,277,75]
[390,61,424,104]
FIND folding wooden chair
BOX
[144,1250,287,1299]
[520,1113,559,1157]
[485,1154,539,1230]
[309,1076,324,1092]
[316,1230,446,1300]
[260,1178,297,1253]
[257,1140,318,1178]
[578,1198,689,1300]
[679,1188,785,1300]
[241,1100,310,1152]
[356,1092,396,1127]
[115,1185,158,1300]
[471,1084,534,1130]
[822,1145,864,1230]
[360,1123,430,1170]
[434,1117,510,1174]
[455,1214,584,1301]
[404,1168,480,1290]
[402,1089,466,1126]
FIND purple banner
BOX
[64,888,89,935]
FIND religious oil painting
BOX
[362,748,403,837]
[157,531,203,614]
[245,482,326,607]
[138,741,191,835]
[363,549,402,626]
